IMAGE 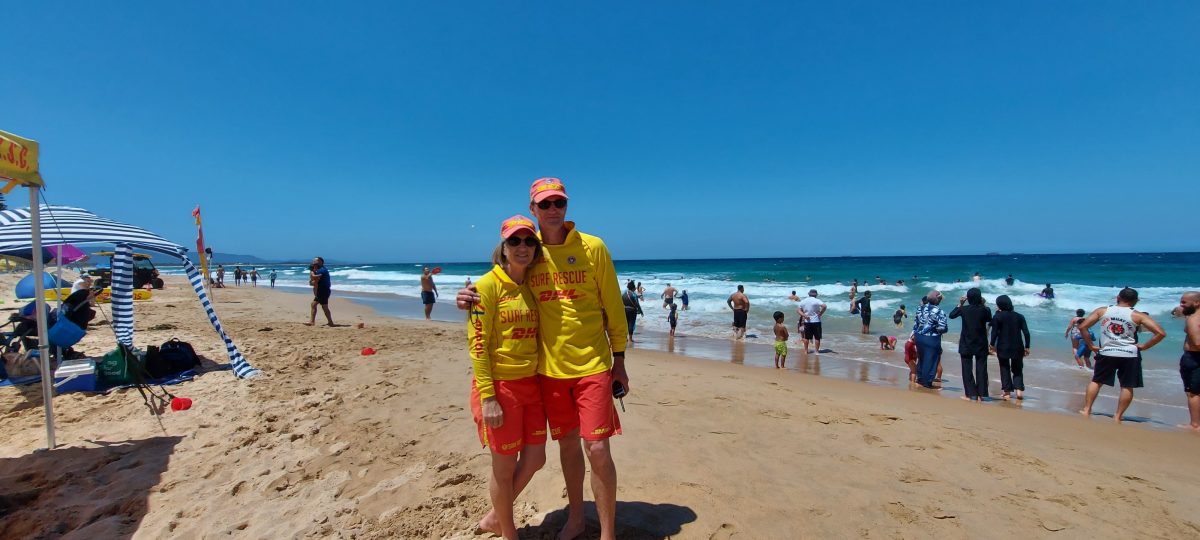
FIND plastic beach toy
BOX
[361,347,377,356]
[170,397,193,411]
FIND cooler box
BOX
[54,358,98,393]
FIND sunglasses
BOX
[536,199,567,210]
[505,236,540,247]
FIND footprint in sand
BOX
[885,502,919,524]
[420,405,464,423]
[760,409,791,419]
[710,522,739,539]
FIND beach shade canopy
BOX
[0,243,87,266]
[0,206,183,256]
[0,204,260,379]
[14,271,66,299]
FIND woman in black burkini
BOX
[622,281,643,344]
[949,288,992,401]
[989,295,1030,400]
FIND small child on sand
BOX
[879,335,897,350]
[904,335,918,383]
[773,311,789,368]
[667,303,679,337]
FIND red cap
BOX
[500,215,536,239]
[529,177,568,203]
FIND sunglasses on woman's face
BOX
[536,199,567,210]
[506,236,540,247]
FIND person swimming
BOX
[1041,283,1055,299]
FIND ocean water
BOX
[189,252,1200,427]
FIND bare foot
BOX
[1015,390,1023,400]
[557,519,586,540]
[960,396,972,401]
[1079,409,1091,417]
[302,322,314,326]
[476,511,502,537]
[1002,393,1011,401]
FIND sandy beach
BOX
[2,275,1198,539]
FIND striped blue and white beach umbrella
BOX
[0,205,259,379]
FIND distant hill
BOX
[148,251,274,266]
[147,252,348,266]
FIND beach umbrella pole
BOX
[30,189,56,450]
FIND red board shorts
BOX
[470,376,547,455]
[539,371,622,441]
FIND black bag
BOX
[145,338,201,378]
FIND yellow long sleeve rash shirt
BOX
[530,222,627,379]
[467,265,540,403]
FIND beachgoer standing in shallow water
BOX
[1175,292,1200,431]
[1078,287,1167,423]
[661,283,677,309]
[680,289,689,311]
[667,303,679,337]
[269,269,276,288]
[797,289,826,353]
[893,304,907,329]
[457,177,628,540]
[787,290,801,302]
[636,281,644,301]
[990,295,1030,400]
[622,281,643,343]
[854,291,873,334]
[727,285,750,340]
[950,288,992,401]
[421,266,438,320]
[1005,274,1015,286]
[467,215,547,539]
[250,268,258,287]
[1041,283,1055,299]
[913,291,949,389]
[1064,308,1087,365]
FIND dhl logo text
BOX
[539,289,580,302]
[509,327,537,339]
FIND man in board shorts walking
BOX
[459,177,628,540]
[1078,287,1167,424]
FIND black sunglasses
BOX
[536,199,567,210]
[505,236,540,247]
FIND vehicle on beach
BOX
[87,251,165,289]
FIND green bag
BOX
[97,347,141,386]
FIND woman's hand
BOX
[482,397,504,428]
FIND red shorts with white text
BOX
[539,371,622,441]
[470,377,547,455]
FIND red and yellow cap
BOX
[529,177,568,203]
[500,215,536,239]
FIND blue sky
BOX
[4,2,1197,263]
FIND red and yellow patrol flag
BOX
[192,206,209,282]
